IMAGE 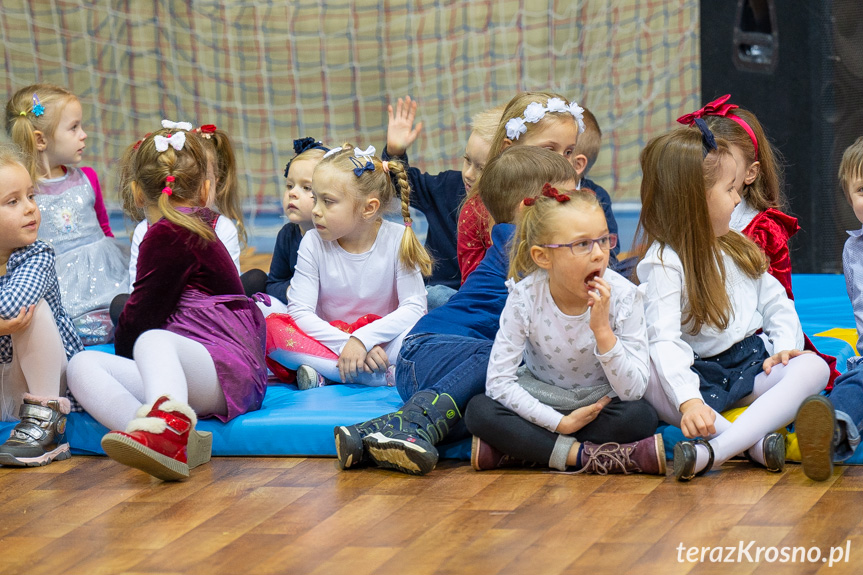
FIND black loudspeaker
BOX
[701,0,863,273]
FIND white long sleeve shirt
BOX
[636,241,804,409]
[286,220,427,355]
[485,269,649,432]
[129,215,241,289]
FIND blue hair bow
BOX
[350,156,375,177]
[693,118,717,158]
[284,137,330,178]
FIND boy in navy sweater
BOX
[334,146,577,475]
[381,97,503,304]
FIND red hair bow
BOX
[524,183,571,206]
[199,124,217,134]
[676,94,737,125]
[676,94,758,159]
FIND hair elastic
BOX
[676,94,758,159]
[523,183,571,206]
[163,175,175,195]
[18,111,26,117]
[404,220,412,228]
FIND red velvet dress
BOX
[457,196,492,284]
[742,208,839,389]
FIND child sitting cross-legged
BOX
[463,184,664,475]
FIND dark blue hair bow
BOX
[693,118,717,158]
[349,156,375,177]
[284,137,330,178]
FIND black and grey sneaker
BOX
[364,390,461,476]
[333,413,392,470]
[0,395,71,467]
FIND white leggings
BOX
[646,353,829,466]
[0,300,68,421]
[67,329,226,431]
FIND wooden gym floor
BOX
[3,251,860,575]
[1,457,862,575]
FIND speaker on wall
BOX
[701,0,863,273]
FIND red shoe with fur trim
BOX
[101,396,212,481]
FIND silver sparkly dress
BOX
[37,167,129,344]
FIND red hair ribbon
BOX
[676,94,758,160]
[524,183,571,206]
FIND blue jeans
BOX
[828,363,863,461]
[395,333,492,409]
[425,284,457,310]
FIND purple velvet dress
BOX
[116,208,266,422]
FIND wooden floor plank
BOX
[2,455,863,574]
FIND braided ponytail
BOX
[388,160,432,276]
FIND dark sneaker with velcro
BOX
[0,396,71,467]
[364,390,461,475]
[334,413,392,470]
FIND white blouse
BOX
[485,269,649,432]
[636,241,803,409]
[286,220,427,355]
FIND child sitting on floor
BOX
[463,184,663,475]
[6,84,128,344]
[334,146,578,475]
[457,91,585,283]
[795,135,863,481]
[265,145,430,389]
[67,127,267,481]
[0,144,84,467]
[382,96,503,306]
[636,124,828,482]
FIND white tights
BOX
[0,300,68,421]
[67,329,226,431]
[646,353,829,471]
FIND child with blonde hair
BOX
[458,91,585,282]
[383,96,503,304]
[0,144,83,467]
[5,84,128,344]
[795,136,863,481]
[265,145,430,389]
[67,127,267,481]
[464,184,663,474]
[636,125,829,481]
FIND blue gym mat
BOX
[0,274,855,463]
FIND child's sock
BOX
[694,442,712,473]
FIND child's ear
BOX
[33,130,48,152]
[501,139,513,150]
[744,161,760,185]
[362,196,381,219]
[530,245,552,270]
[571,154,588,177]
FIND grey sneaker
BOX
[0,396,71,467]
[297,365,326,390]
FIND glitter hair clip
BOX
[505,97,585,140]
[154,132,186,153]
[161,119,193,131]
[523,183,571,206]
[676,94,759,159]
[31,94,45,117]
[284,136,330,178]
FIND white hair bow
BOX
[354,145,376,159]
[161,119,193,131]
[154,132,187,152]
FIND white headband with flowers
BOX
[505,98,585,141]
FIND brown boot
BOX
[578,434,667,475]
